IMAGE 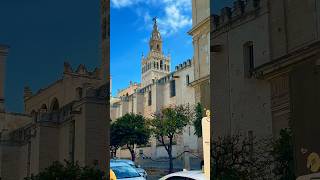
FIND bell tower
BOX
[141,18,171,87]
[149,18,162,52]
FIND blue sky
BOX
[111,0,193,96]
[0,1,101,112]
[0,1,224,112]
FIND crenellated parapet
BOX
[174,59,192,72]
[63,62,101,79]
[212,0,265,32]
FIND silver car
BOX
[111,159,148,178]
[110,162,146,180]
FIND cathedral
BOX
[110,19,200,159]
[0,0,109,179]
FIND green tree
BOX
[212,133,273,179]
[113,113,150,161]
[149,104,193,173]
[193,103,204,137]
[271,128,295,180]
[110,122,122,158]
[24,160,105,180]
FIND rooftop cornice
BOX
[188,16,210,35]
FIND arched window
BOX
[76,87,83,99]
[170,80,176,97]
[148,91,152,106]
[157,44,160,50]
[186,75,190,85]
[156,62,159,69]
[160,60,163,70]
[50,98,59,112]
[243,41,254,78]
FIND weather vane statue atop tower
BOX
[150,17,161,43]
[152,17,157,24]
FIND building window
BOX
[167,65,170,71]
[186,75,190,85]
[76,87,83,99]
[157,62,159,69]
[160,60,163,70]
[50,98,59,112]
[170,80,176,97]
[148,91,152,106]
[243,41,254,78]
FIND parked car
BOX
[110,162,146,180]
[159,170,206,180]
[111,159,148,178]
[110,169,117,180]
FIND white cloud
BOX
[112,0,192,36]
[157,2,192,36]
[111,0,142,8]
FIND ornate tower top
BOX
[141,18,170,87]
[149,17,162,52]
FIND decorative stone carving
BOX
[202,109,210,179]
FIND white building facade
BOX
[110,19,200,159]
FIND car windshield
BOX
[112,160,136,168]
[111,165,141,179]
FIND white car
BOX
[110,162,146,180]
[159,170,206,180]
[110,159,148,178]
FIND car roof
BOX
[111,159,134,162]
[160,170,206,180]
[110,162,131,168]
[111,159,135,165]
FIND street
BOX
[135,157,202,180]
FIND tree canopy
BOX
[149,104,193,172]
[193,103,204,137]
[24,160,105,180]
[111,113,150,161]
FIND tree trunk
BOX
[128,145,136,162]
[168,137,173,173]
[169,151,173,173]
[131,149,136,162]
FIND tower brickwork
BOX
[141,18,171,87]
